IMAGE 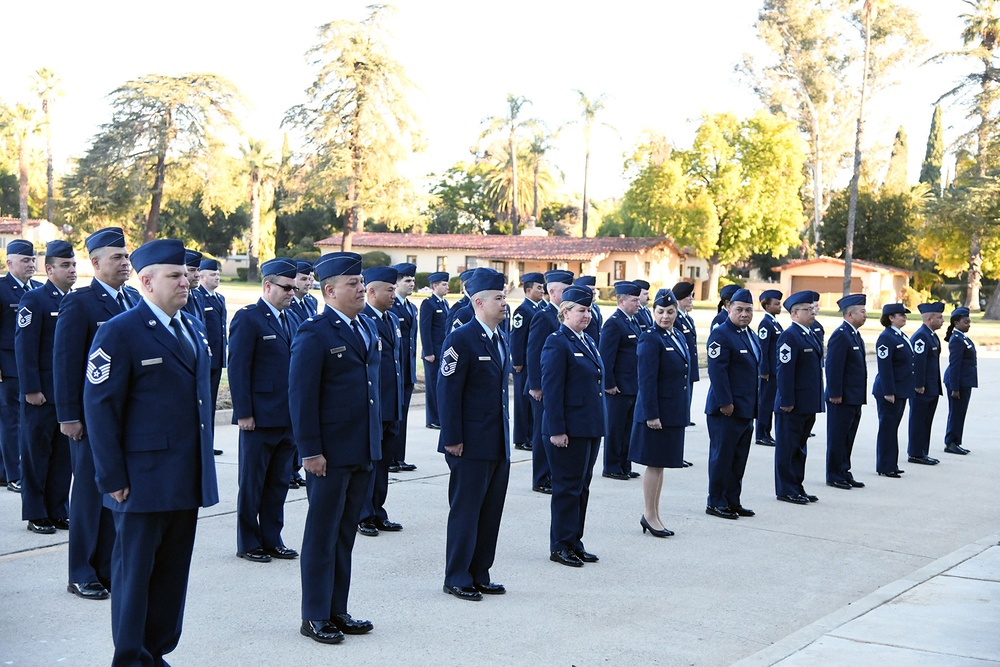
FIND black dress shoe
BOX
[300,620,344,644]
[443,584,483,600]
[628,471,641,478]
[397,461,417,471]
[27,519,56,535]
[532,484,552,494]
[67,582,109,600]
[387,463,400,473]
[357,520,379,537]
[573,548,599,563]
[878,471,901,478]
[601,472,629,480]
[776,494,809,505]
[514,442,529,450]
[374,518,402,532]
[474,582,506,595]
[293,473,307,486]
[237,548,272,563]
[640,515,674,537]
[265,545,299,560]
[908,456,938,465]
[550,549,584,567]
[804,494,819,503]
[682,460,693,467]
[687,421,696,426]
[755,438,776,446]
[288,478,300,489]
[848,479,865,488]
[213,449,223,456]
[331,612,373,634]
[808,432,816,437]
[944,444,967,455]
[705,506,739,519]
[427,423,441,430]
[827,480,852,490]
[7,479,21,493]
[51,518,70,530]
[729,505,755,517]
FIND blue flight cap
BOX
[837,294,867,311]
[561,285,594,307]
[760,289,782,302]
[6,239,34,256]
[466,267,506,295]
[199,258,220,271]
[295,260,313,275]
[545,270,574,285]
[45,240,74,259]
[521,272,544,285]
[362,266,398,284]
[653,288,677,308]
[672,281,694,300]
[459,269,476,282]
[632,279,650,291]
[574,275,596,287]
[184,249,202,268]
[917,301,945,314]
[614,281,641,296]
[952,307,971,319]
[261,258,298,279]
[314,252,363,281]
[427,271,449,284]
[719,284,739,301]
[881,303,910,316]
[84,227,126,253]
[130,239,186,273]
[731,288,754,304]
[392,262,416,278]
[784,290,819,312]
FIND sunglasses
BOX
[270,282,297,292]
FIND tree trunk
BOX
[966,231,983,310]
[43,97,53,223]
[343,106,364,253]
[705,257,723,303]
[509,130,519,235]
[532,162,540,221]
[582,125,591,238]
[812,119,822,254]
[145,108,173,243]
[248,177,261,282]
[844,7,871,298]
[982,276,1000,319]
[18,141,28,226]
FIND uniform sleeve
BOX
[53,292,88,423]
[598,319,622,390]
[418,299,434,353]
[289,323,325,458]
[510,307,529,367]
[636,334,660,420]
[526,311,550,391]
[706,332,733,406]
[437,331,468,448]
[875,332,896,393]
[540,336,569,436]
[82,323,130,494]
[226,310,255,420]
[776,334,797,408]
[944,336,962,391]
[14,292,43,395]
[825,331,847,399]
[911,332,928,388]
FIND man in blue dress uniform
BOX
[419,272,450,429]
[84,239,219,665]
[180,249,204,321]
[773,290,823,505]
[633,279,653,330]
[575,275,603,345]
[54,227,136,600]
[437,267,511,601]
[674,281,699,428]
[704,288,758,520]
[908,302,944,466]
[0,239,43,491]
[825,294,868,489]
[195,258,227,455]
[358,266,404,537]
[755,289,783,446]
[16,240,76,534]
[288,260,317,325]
[711,284,740,331]
[526,269,574,494]
[599,281,642,480]
[445,269,475,333]
[230,258,300,564]
[389,263,419,472]
[510,272,545,451]
[291,252,380,644]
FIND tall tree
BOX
[527,129,557,222]
[481,94,540,235]
[823,186,921,267]
[570,90,614,237]
[31,68,61,223]
[285,4,420,252]
[882,126,909,193]
[919,104,944,194]
[242,140,278,282]
[1,104,40,226]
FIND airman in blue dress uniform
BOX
[704,288,758,520]
[229,258,300,564]
[773,290,823,505]
[180,249,205,321]
[437,267,511,601]
[54,227,137,600]
[419,271,450,429]
[673,281,700,425]
[873,303,914,477]
[943,307,977,455]
[510,272,545,450]
[445,269,475,333]
[291,251,380,644]
[710,284,740,331]
[196,258,228,446]
[599,281,643,481]
[575,275,603,345]
[824,294,868,489]
[16,240,76,534]
[908,302,944,466]
[288,260,318,325]
[84,239,219,666]
[389,262,419,472]
[755,289,783,446]
[633,279,653,331]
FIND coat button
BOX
[369,399,374,405]
[200,424,205,430]
[198,399,203,406]
[368,381,372,386]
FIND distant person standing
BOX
[196,258,227,456]
[445,269,475,333]
[633,280,653,331]
[755,289,783,447]
[419,272,450,429]
[599,281,642,481]
[389,263,419,472]
[575,276,603,345]
[510,272,545,451]
[908,302,945,466]
[180,249,205,321]
[710,284,739,331]
[673,281,699,429]
[943,307,977,456]
[824,294,868,490]
[872,303,914,478]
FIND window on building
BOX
[614,261,626,281]
[490,260,506,273]
[644,261,651,276]
[465,256,479,270]
[517,261,525,275]
[688,266,701,279]
[406,254,417,265]
[436,256,447,272]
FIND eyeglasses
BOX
[269,282,296,292]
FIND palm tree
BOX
[482,140,555,227]
[527,129,558,221]
[2,104,40,226]
[571,91,616,237]
[481,94,541,234]
[242,139,277,282]
[31,68,61,222]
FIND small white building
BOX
[774,256,912,309]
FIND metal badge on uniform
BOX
[852,346,859,350]
[49,312,58,317]
[627,334,636,339]
[441,346,459,376]
[478,356,491,361]
[8,303,17,308]
[708,341,721,358]
[574,352,584,357]
[141,358,163,366]
[204,306,214,312]
[377,339,383,351]
[779,343,792,364]
[914,339,925,354]
[262,335,277,340]
[895,344,903,349]
[665,347,674,351]
[435,309,443,313]
[512,312,523,328]
[86,348,112,384]
[330,346,346,354]
[16,307,31,328]
[739,349,748,354]
[877,344,889,359]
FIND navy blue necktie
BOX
[351,319,367,351]
[170,318,195,367]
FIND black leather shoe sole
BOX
[331,613,373,634]
[944,446,967,455]
[729,505,755,517]
[776,494,809,505]
[827,480,852,490]
[705,506,738,519]
[474,582,506,595]
[374,520,402,532]
[265,546,299,560]
[550,550,584,567]
[300,621,344,644]
[531,485,552,494]
[237,550,272,563]
[426,424,441,430]
[878,471,901,478]
[443,585,483,601]
[67,582,109,600]
[601,472,629,480]
[357,522,379,537]
[27,520,56,534]
[848,480,866,488]
[908,457,938,465]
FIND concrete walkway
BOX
[2,356,999,665]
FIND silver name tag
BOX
[331,346,346,354]
[478,356,491,361]
[141,358,163,366]
[262,335,277,341]
[574,352,584,357]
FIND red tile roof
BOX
[316,232,682,261]
[0,217,47,235]
[775,256,912,276]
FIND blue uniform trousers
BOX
[756,377,776,439]
[444,456,509,588]
[774,412,815,497]
[907,393,938,458]
[0,377,21,480]
[237,426,295,553]
[512,369,532,445]
[110,508,198,667]
[530,398,550,487]
[603,392,636,475]
[361,421,398,522]
[875,395,907,473]
[945,389,972,447]
[300,463,372,620]
[826,403,862,484]
[394,384,413,464]
[68,437,114,586]
[18,400,71,522]
[545,436,600,552]
[208,368,222,436]
[706,414,752,509]
[423,358,440,426]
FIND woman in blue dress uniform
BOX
[943,307,977,455]
[540,285,607,568]
[630,289,689,538]
[872,303,914,477]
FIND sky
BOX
[0,0,976,207]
